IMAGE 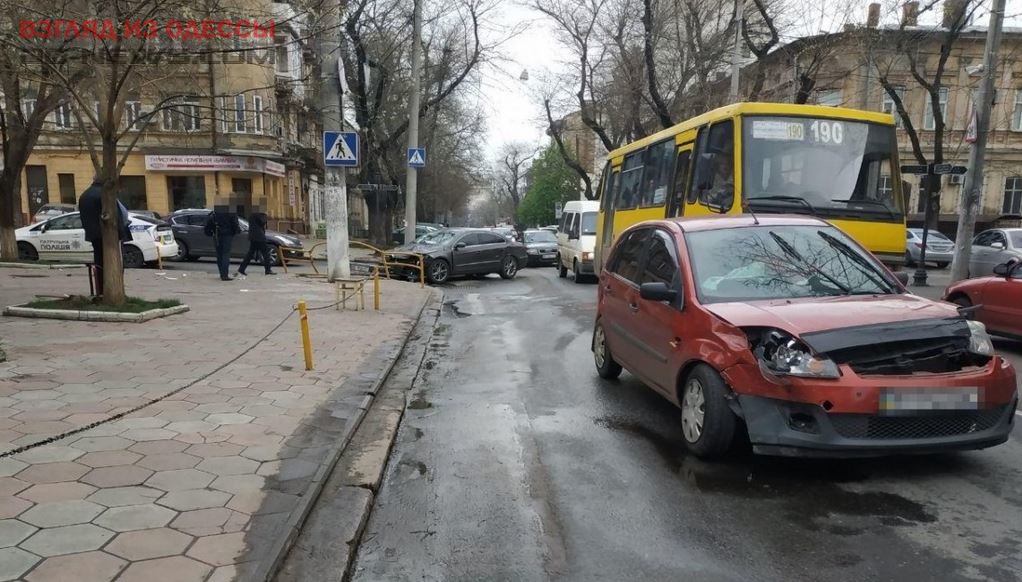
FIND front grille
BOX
[830,406,1006,440]
[831,337,986,375]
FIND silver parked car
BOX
[32,203,76,224]
[969,228,1022,277]
[905,228,954,268]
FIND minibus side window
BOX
[617,151,644,210]
[639,139,675,207]
[690,120,735,211]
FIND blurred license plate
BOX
[879,388,979,415]
[161,235,173,243]
[543,254,555,259]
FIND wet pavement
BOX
[351,266,1022,582]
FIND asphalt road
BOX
[350,266,1022,582]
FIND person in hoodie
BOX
[237,203,275,277]
[204,202,241,281]
[78,177,132,297]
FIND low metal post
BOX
[419,256,425,288]
[373,267,381,311]
[156,245,163,271]
[297,300,314,370]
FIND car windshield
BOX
[416,230,458,245]
[685,225,898,303]
[742,116,902,218]
[581,212,597,235]
[525,231,556,243]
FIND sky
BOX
[476,0,1022,162]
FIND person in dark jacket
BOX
[204,204,241,281]
[237,205,275,276]
[78,178,132,297]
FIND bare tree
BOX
[494,141,535,236]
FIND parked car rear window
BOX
[581,212,597,236]
[685,225,896,303]
[525,231,556,243]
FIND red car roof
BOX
[658,214,831,233]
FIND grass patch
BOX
[25,295,181,313]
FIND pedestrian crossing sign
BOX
[408,147,426,168]
[324,131,359,167]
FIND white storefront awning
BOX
[145,155,286,178]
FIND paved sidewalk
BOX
[0,267,432,581]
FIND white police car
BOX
[15,212,179,268]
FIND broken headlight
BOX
[967,320,994,357]
[753,329,840,379]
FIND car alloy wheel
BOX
[500,255,517,279]
[592,320,622,379]
[429,259,450,284]
[174,240,190,261]
[268,245,281,266]
[681,378,706,444]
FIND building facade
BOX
[551,111,608,200]
[733,2,1022,233]
[17,0,324,233]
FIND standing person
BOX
[204,203,241,281]
[237,205,275,277]
[79,177,132,297]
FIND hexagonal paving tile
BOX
[158,489,232,512]
[0,547,40,580]
[86,486,164,508]
[81,465,154,488]
[137,453,201,471]
[146,469,216,492]
[240,445,298,462]
[115,555,212,582]
[120,428,178,442]
[18,482,96,504]
[210,474,265,494]
[19,500,104,528]
[23,551,126,582]
[13,420,72,434]
[205,413,254,426]
[163,421,218,434]
[0,459,27,478]
[0,497,32,520]
[13,446,84,464]
[78,450,143,468]
[184,443,244,458]
[114,418,168,430]
[170,507,233,530]
[71,436,134,452]
[195,457,259,477]
[94,504,175,532]
[15,462,91,484]
[0,519,36,548]
[185,531,247,566]
[20,523,115,557]
[0,477,29,496]
[105,528,193,561]
[129,440,188,455]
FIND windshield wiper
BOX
[831,198,895,218]
[816,230,895,293]
[747,195,816,213]
[768,231,851,295]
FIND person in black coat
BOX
[204,204,241,281]
[237,205,275,276]
[78,178,132,297]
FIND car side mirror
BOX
[455,242,467,250]
[639,282,678,303]
[895,271,910,286]
[993,262,1012,277]
[991,241,1005,250]
[39,223,48,232]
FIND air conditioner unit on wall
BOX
[949,174,965,185]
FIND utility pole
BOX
[319,0,350,280]
[729,0,743,102]
[950,0,1006,283]
[403,0,424,244]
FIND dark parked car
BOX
[392,224,438,245]
[167,209,303,265]
[389,228,527,284]
[523,229,558,266]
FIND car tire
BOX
[17,242,38,261]
[267,245,282,267]
[936,262,949,269]
[558,256,567,278]
[122,245,145,269]
[427,258,450,284]
[499,255,518,280]
[679,364,738,459]
[573,259,586,284]
[592,319,622,380]
[173,240,191,262]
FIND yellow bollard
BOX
[418,256,425,288]
[373,267,381,311]
[156,244,163,271]
[297,300,314,370]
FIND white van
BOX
[556,200,599,283]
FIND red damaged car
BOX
[592,216,1017,458]
[944,258,1022,339]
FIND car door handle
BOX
[628,302,639,312]
[604,285,613,294]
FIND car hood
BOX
[264,230,302,247]
[526,241,556,248]
[392,243,444,254]
[703,293,960,336]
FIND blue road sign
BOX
[324,132,359,167]
[408,147,426,168]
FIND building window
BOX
[1003,177,1022,214]
[234,94,247,133]
[923,87,949,131]
[253,96,264,133]
[163,96,201,131]
[118,176,148,210]
[22,99,36,118]
[220,96,229,133]
[274,37,289,74]
[53,102,73,129]
[1013,90,1022,131]
[58,174,76,204]
[881,86,906,127]
[816,89,842,107]
[125,101,144,130]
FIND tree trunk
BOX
[0,168,22,261]
[100,141,126,306]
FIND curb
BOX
[3,304,190,322]
[0,262,85,269]
[252,288,440,582]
